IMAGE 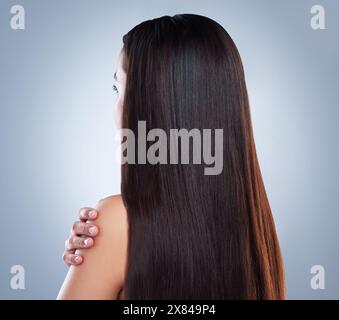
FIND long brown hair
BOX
[121,14,285,299]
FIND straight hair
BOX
[121,14,285,299]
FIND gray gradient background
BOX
[0,0,338,299]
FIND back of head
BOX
[121,14,285,299]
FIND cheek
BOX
[114,97,123,128]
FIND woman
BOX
[58,14,285,300]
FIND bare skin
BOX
[58,195,128,300]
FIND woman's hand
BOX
[62,207,100,266]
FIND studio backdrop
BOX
[0,0,338,299]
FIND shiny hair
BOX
[121,14,285,299]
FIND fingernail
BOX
[88,226,97,235]
[83,238,92,246]
[74,256,82,263]
[88,210,97,219]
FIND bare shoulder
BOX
[57,194,128,299]
[93,194,128,262]
[96,194,127,226]
[93,194,128,263]
[92,194,128,279]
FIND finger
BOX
[78,207,98,221]
[71,221,99,237]
[62,252,83,266]
[66,235,94,251]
